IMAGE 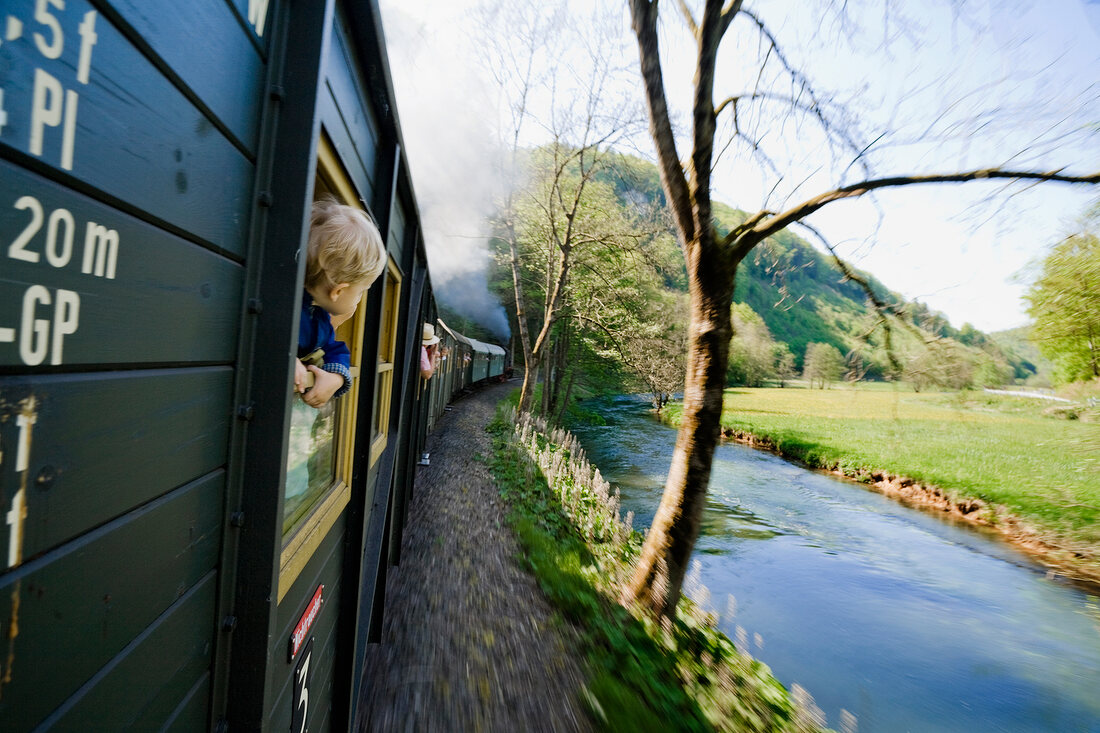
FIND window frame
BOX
[369,258,401,466]
[278,132,369,602]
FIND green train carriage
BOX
[0,1,503,729]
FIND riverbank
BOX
[361,382,824,732]
[658,387,1100,588]
[491,407,829,732]
[576,395,1100,731]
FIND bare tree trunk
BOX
[1088,326,1099,377]
[548,321,571,419]
[555,367,577,425]
[622,232,737,617]
[544,328,560,418]
[541,334,554,417]
[519,351,537,409]
[509,217,538,412]
[620,0,738,619]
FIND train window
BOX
[369,259,401,465]
[280,134,370,598]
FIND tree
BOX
[803,342,844,389]
[618,291,689,412]
[622,0,1099,618]
[774,345,796,387]
[565,195,690,413]
[726,303,780,387]
[902,340,969,391]
[482,3,640,415]
[1025,209,1100,383]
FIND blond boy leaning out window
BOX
[295,199,386,407]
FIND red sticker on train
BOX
[289,584,324,661]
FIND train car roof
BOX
[437,319,505,355]
[437,318,469,346]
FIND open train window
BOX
[279,133,369,599]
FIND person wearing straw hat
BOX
[420,323,440,380]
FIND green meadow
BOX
[662,385,1100,550]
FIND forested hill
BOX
[603,155,1029,382]
[721,203,891,370]
[485,148,1029,395]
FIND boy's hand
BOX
[294,359,310,393]
[303,366,344,407]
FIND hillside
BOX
[990,326,1052,384]
[608,155,1026,380]
[717,204,890,370]
[492,149,1027,392]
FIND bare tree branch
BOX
[687,0,734,239]
[793,219,920,375]
[715,90,834,122]
[675,0,698,37]
[736,8,867,173]
[720,0,745,25]
[729,167,1100,258]
[630,0,696,249]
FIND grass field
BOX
[662,385,1100,548]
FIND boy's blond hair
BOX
[305,198,386,292]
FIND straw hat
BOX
[422,323,440,346]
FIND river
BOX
[571,396,1100,733]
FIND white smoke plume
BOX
[377,3,512,341]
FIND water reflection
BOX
[699,500,784,543]
[573,396,1100,733]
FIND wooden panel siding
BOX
[0,0,254,256]
[0,162,244,368]
[320,12,382,206]
[269,511,347,731]
[228,0,275,52]
[162,673,213,733]
[106,0,266,153]
[0,368,233,560]
[317,88,376,213]
[35,574,217,731]
[269,578,344,732]
[388,198,407,266]
[0,472,223,731]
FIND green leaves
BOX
[1025,214,1100,384]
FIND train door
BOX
[268,135,378,732]
[223,2,416,729]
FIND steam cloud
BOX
[378,5,512,342]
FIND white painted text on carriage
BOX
[8,194,120,277]
[2,3,99,170]
[5,398,37,569]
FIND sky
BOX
[377,0,1100,335]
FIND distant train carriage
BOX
[424,318,453,433]
[486,342,507,380]
[0,1,506,730]
[447,327,476,390]
[468,337,492,383]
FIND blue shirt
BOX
[299,292,352,398]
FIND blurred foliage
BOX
[1025,206,1100,385]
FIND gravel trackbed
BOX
[358,381,592,732]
